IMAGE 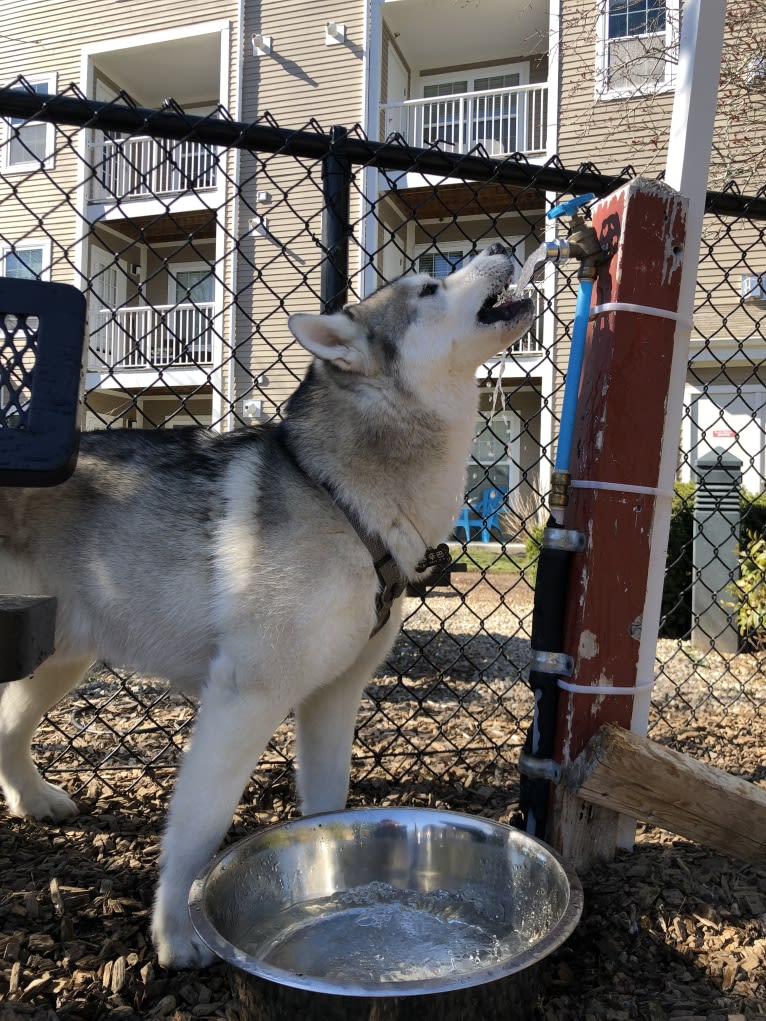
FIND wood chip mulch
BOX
[2,573,766,1020]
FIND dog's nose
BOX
[485,243,508,257]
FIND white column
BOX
[622,0,727,845]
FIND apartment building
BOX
[1,1,763,499]
[555,0,766,493]
[1,0,554,503]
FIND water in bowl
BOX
[241,881,535,985]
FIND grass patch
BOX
[450,545,526,573]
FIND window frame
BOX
[413,235,526,282]
[417,63,529,100]
[467,401,523,500]
[2,73,58,173]
[167,261,216,306]
[0,239,53,281]
[595,0,680,100]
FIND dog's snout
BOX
[485,243,508,258]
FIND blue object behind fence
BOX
[454,487,506,543]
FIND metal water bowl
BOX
[189,807,582,1017]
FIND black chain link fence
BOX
[1,79,765,810]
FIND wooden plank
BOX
[548,177,688,865]
[568,724,766,866]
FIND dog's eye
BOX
[419,282,439,298]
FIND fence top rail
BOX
[0,83,627,195]
[2,82,765,218]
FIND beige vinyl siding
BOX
[557,0,766,187]
[0,4,238,288]
[0,126,82,289]
[693,216,766,360]
[557,0,766,406]
[236,0,367,412]
[0,0,239,424]
[0,0,236,92]
[557,0,674,176]
[241,0,364,127]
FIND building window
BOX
[1,241,51,280]
[415,238,524,281]
[597,1,679,97]
[2,75,57,171]
[466,406,521,499]
[416,247,468,277]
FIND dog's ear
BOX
[288,311,369,373]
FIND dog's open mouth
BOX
[477,284,534,326]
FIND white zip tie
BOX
[557,677,656,696]
[570,479,673,498]
[589,301,694,331]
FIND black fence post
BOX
[321,125,352,313]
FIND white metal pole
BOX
[621,0,726,845]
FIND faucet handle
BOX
[546,193,596,221]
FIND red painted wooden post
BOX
[549,177,688,864]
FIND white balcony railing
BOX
[508,289,545,355]
[90,137,217,202]
[381,83,548,158]
[89,303,215,371]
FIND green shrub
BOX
[729,529,766,650]
[524,521,546,582]
[659,481,696,638]
[741,488,766,537]
[650,483,766,639]
[519,482,766,642]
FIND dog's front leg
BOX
[152,658,291,969]
[295,609,401,816]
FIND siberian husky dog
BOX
[0,244,533,968]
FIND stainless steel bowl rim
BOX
[188,806,583,998]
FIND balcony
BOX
[482,289,545,376]
[89,303,215,371]
[509,289,545,355]
[380,83,547,158]
[89,137,217,204]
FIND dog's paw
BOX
[151,900,215,970]
[152,921,216,970]
[6,780,79,822]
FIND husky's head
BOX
[288,245,535,388]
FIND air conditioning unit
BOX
[741,274,766,303]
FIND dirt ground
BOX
[1,572,765,1020]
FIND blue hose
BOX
[554,275,594,474]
